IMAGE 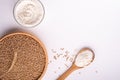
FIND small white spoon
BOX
[57,47,95,80]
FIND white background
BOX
[0,0,120,80]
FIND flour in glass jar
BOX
[14,0,44,27]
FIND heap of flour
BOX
[14,0,44,27]
[75,50,94,67]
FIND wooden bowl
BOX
[0,32,48,80]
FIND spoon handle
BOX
[57,64,79,80]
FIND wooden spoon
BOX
[57,47,95,80]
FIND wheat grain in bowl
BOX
[0,32,48,80]
[14,0,45,27]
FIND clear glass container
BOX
[13,0,45,27]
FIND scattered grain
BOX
[64,64,69,68]
[66,57,69,61]
[51,49,56,53]
[57,54,63,58]
[56,54,60,58]
[65,50,69,54]
[49,60,52,63]
[60,48,64,50]
[53,56,57,60]
[69,57,74,62]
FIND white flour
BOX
[75,50,93,67]
[14,0,44,27]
